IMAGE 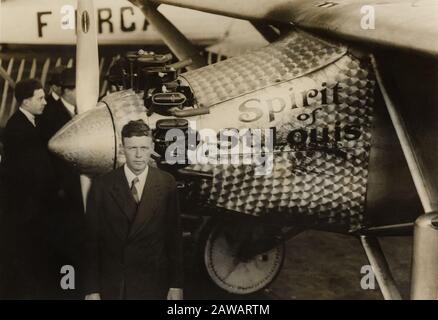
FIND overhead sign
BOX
[0,0,234,45]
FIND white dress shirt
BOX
[19,107,36,127]
[51,91,60,101]
[124,164,149,200]
[60,97,76,118]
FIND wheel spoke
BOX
[204,223,286,294]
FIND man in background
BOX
[40,67,77,142]
[45,65,65,107]
[0,78,55,298]
[39,67,85,299]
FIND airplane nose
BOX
[48,103,116,174]
[48,90,148,175]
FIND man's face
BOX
[123,135,153,175]
[22,88,46,115]
[63,87,77,106]
[51,84,62,97]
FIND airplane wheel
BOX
[201,221,285,295]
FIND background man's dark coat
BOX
[39,96,70,142]
[39,97,83,215]
[85,166,183,299]
[38,97,85,299]
[0,110,56,298]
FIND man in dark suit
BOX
[40,67,78,143]
[45,65,65,108]
[85,120,183,300]
[0,79,56,298]
[38,67,85,299]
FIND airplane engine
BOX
[49,29,421,294]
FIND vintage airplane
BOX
[11,0,438,299]
[0,0,266,127]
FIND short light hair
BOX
[121,120,151,144]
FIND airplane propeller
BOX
[47,0,438,299]
[76,0,99,114]
[76,0,100,205]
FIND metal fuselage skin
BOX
[49,30,424,233]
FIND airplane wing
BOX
[150,0,438,57]
[206,19,269,58]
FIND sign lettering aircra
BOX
[37,6,149,38]
[236,80,362,147]
[238,81,342,123]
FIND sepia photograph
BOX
[0,0,437,305]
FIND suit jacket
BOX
[38,97,85,298]
[85,166,183,299]
[39,96,72,143]
[39,97,84,213]
[0,110,56,298]
[2,110,55,223]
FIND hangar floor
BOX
[185,230,412,300]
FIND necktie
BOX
[131,177,140,204]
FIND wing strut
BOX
[371,56,438,213]
[360,236,402,300]
[249,21,281,43]
[129,0,206,70]
[371,55,438,300]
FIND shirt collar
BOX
[51,91,60,101]
[60,97,76,117]
[19,107,36,127]
[124,164,148,185]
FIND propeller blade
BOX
[76,0,99,114]
[76,0,100,207]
